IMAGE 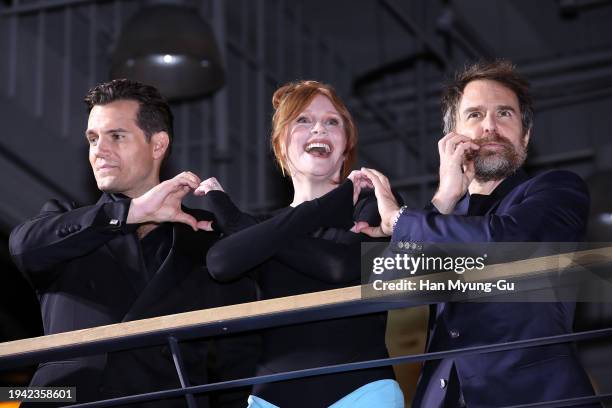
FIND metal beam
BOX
[379,0,449,67]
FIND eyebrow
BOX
[104,128,129,134]
[85,128,129,137]
[462,105,517,116]
[496,105,517,112]
[301,109,341,116]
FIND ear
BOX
[151,131,170,160]
[523,127,531,147]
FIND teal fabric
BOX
[246,379,404,408]
[246,394,280,408]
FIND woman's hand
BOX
[347,170,374,205]
[193,177,226,231]
[194,177,226,196]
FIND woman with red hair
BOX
[199,80,402,407]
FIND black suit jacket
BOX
[393,170,596,407]
[9,193,258,407]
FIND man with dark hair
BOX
[84,79,175,159]
[10,79,256,407]
[356,61,596,406]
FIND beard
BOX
[468,133,527,182]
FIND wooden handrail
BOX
[1,245,611,365]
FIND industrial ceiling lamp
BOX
[111,3,225,100]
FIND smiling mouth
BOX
[304,142,332,157]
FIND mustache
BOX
[473,133,514,147]
[464,133,514,160]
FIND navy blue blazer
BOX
[9,193,257,408]
[393,170,596,407]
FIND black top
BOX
[466,170,529,216]
[140,223,173,283]
[205,181,395,407]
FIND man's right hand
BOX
[432,132,480,214]
[127,172,202,230]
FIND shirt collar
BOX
[485,168,529,200]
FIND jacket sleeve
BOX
[392,170,589,243]
[205,180,357,282]
[9,198,136,276]
[272,190,389,284]
[203,190,260,235]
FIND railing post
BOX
[167,335,198,408]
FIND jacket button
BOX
[440,378,447,389]
[449,329,460,338]
[68,225,79,233]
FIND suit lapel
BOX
[96,194,147,295]
[122,223,194,322]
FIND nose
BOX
[92,135,111,158]
[481,113,497,135]
[311,120,327,134]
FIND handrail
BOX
[64,327,612,408]
[1,245,611,407]
[2,245,612,367]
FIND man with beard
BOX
[356,61,596,407]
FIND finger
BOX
[358,224,389,238]
[351,220,369,233]
[180,171,201,186]
[444,134,473,155]
[355,172,373,186]
[202,176,219,185]
[360,170,394,208]
[439,132,467,155]
[347,170,362,182]
[200,177,225,193]
[174,211,198,231]
[173,174,199,190]
[361,167,390,187]
[359,178,373,189]
[438,132,456,155]
[360,168,386,191]
[193,186,206,196]
[154,178,186,197]
[353,184,361,205]
[452,141,479,161]
[169,185,192,204]
[196,220,214,231]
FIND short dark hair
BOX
[441,60,533,135]
[84,79,174,157]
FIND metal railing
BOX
[2,246,612,407]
